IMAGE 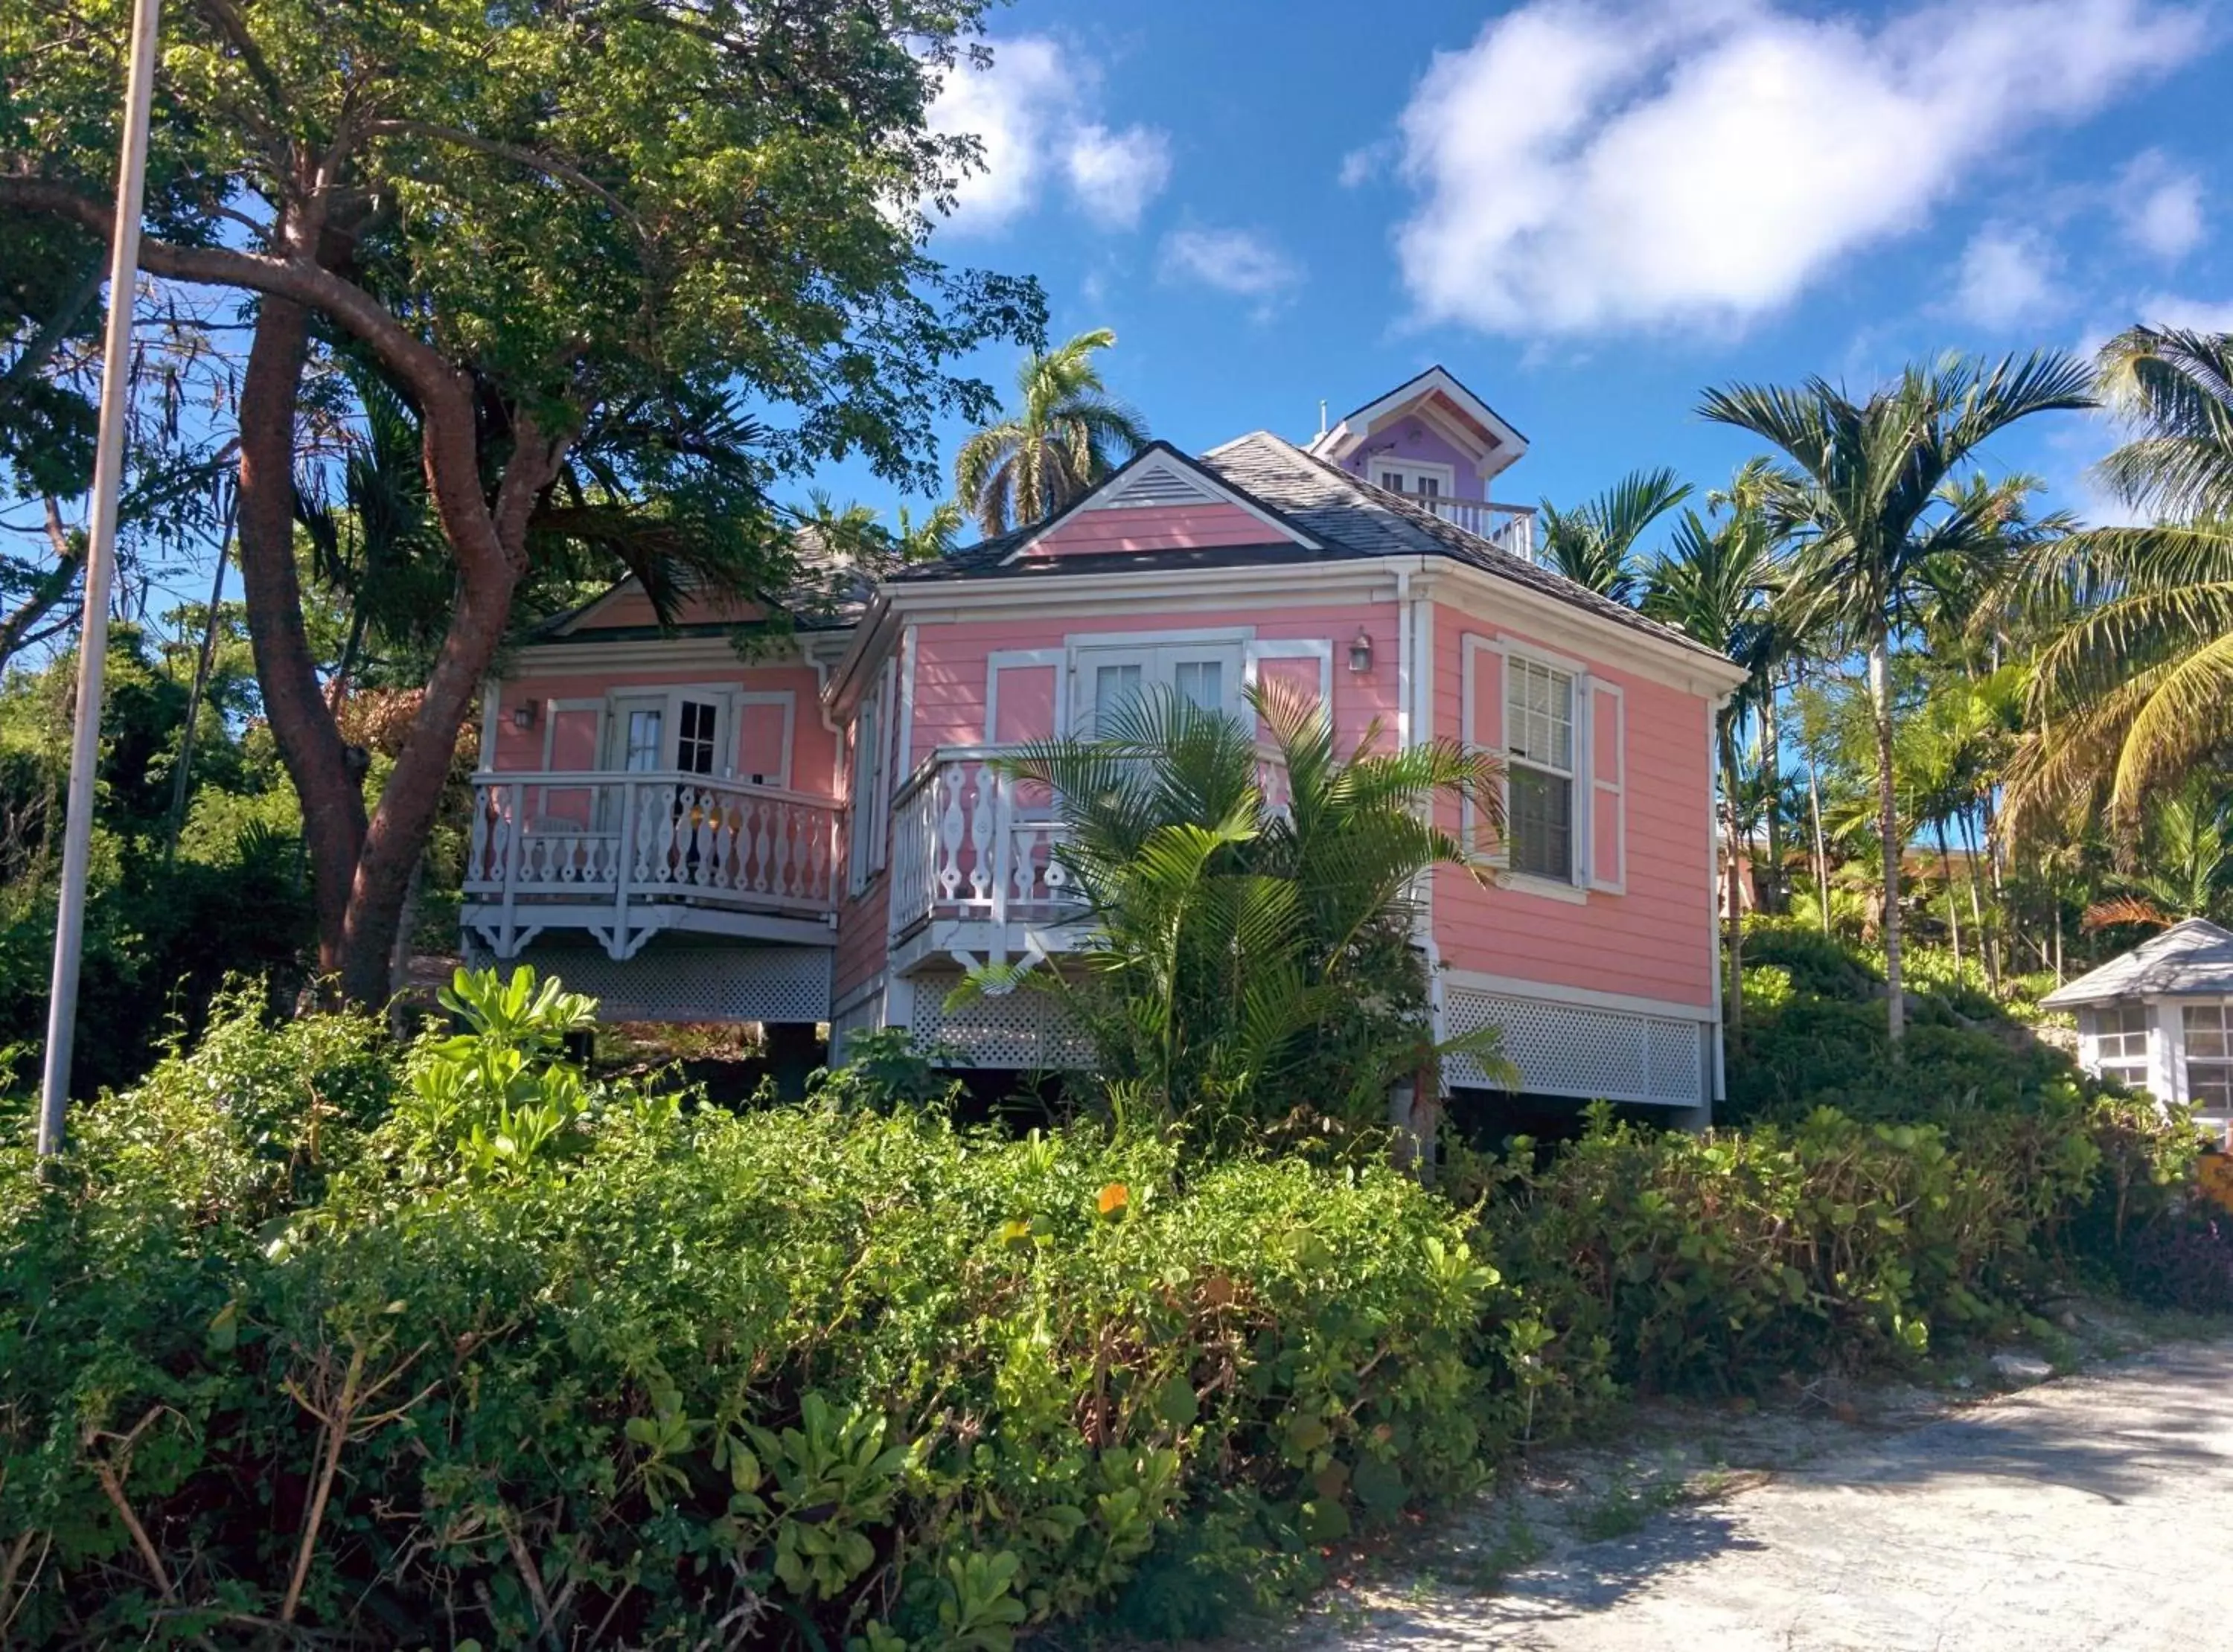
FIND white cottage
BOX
[2042,917,2233,1138]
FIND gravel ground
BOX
[1231,1329,2233,1652]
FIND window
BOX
[622,708,663,772]
[2092,1002,2152,1092]
[846,691,884,890]
[1367,457,1453,500]
[1074,643,1240,736]
[2183,1003,2232,1119]
[1092,663,1144,737]
[1172,659,1224,713]
[1506,657,1575,882]
[675,699,719,775]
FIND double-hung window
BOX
[1505,656,1575,883]
[846,690,885,891]
[2182,1003,2232,1121]
[2089,1003,2152,1092]
[1075,643,1238,737]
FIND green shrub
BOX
[1483,1099,2117,1393]
[1740,917,1881,1000]
[0,971,1501,1648]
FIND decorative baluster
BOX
[1012,822,1039,909]
[810,815,830,900]
[936,766,966,902]
[470,791,491,882]
[769,802,792,896]
[968,763,997,906]
[633,786,659,882]
[691,789,717,888]
[654,784,680,883]
[711,797,737,889]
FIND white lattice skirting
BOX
[906,969,1090,1069]
[1443,986,1707,1107]
[508,943,833,1024]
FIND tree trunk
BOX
[1807,748,1831,931]
[1959,810,1997,996]
[1760,687,1784,915]
[1869,635,1905,1043]
[164,497,235,859]
[234,295,368,977]
[1935,819,1961,974]
[1722,739,1744,1034]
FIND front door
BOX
[602,694,727,775]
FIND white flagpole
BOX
[38,0,164,1156]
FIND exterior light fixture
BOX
[511,699,540,731]
[1348,629,1373,673]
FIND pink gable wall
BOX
[1430,601,1715,1010]
[1028,502,1282,557]
[564,585,768,631]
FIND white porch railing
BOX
[1391,493,1536,562]
[889,747,1081,941]
[467,771,841,918]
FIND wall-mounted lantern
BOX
[1347,628,1374,674]
[511,698,540,731]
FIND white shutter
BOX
[1586,679,1626,894]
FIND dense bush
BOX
[0,973,1504,1648]
[1480,1097,2176,1396]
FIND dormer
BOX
[1308,365,1528,505]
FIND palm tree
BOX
[1699,350,2094,1040]
[2004,327,2233,827]
[1641,472,1786,1025]
[1538,466,1692,604]
[2081,784,2233,933]
[953,329,1149,536]
[957,682,1508,1153]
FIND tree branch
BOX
[0,176,470,435]
[0,254,103,412]
[360,120,650,243]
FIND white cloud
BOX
[2117,151,2206,259]
[1384,0,2204,336]
[1064,124,1173,230]
[926,37,1172,236]
[1338,139,1396,189]
[2133,292,2233,333]
[1952,226,2063,327]
[1159,228,1303,311]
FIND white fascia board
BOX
[506,631,825,677]
[1011,449,1320,560]
[1419,564,1751,699]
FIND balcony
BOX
[1390,493,1536,562]
[464,771,842,959]
[888,748,1082,957]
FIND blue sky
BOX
[815,0,2233,534]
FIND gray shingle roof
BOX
[896,430,1725,663]
[2039,918,2233,1007]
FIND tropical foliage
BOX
[959,682,1508,1151]
[954,328,1151,536]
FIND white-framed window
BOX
[1368,456,1455,500]
[602,690,727,775]
[2090,1002,2152,1092]
[2182,1002,2232,1118]
[1506,656,1576,883]
[846,688,885,893]
[1074,641,1241,736]
[675,699,720,775]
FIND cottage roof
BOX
[896,430,1725,663]
[2039,918,2233,1008]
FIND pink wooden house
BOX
[465,366,1748,1117]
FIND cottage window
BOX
[2182,1002,2233,1121]
[675,699,720,775]
[1506,656,1575,882]
[2092,1002,2151,1092]
[622,707,663,772]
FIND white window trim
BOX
[1067,629,1250,734]
[1587,678,1626,895]
[1503,645,1582,888]
[984,648,1067,744]
[1460,634,1508,865]
[539,697,606,770]
[733,690,796,789]
[1367,455,1456,497]
[1242,638,1335,708]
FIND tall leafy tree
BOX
[2005,327,2233,827]
[1538,466,1691,604]
[954,327,1148,536]
[1642,472,1785,1024]
[1699,351,2092,1040]
[3,1,1042,1005]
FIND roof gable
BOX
[1009,444,1320,563]
[1308,365,1529,481]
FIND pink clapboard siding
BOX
[488,663,840,798]
[563,585,767,630]
[907,606,1403,757]
[1430,601,1714,1008]
[1028,503,1282,557]
[832,704,897,999]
